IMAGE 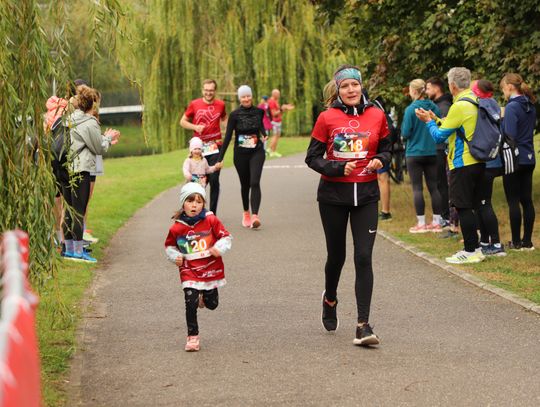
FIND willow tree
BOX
[118,0,363,151]
[0,0,124,285]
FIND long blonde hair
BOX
[500,73,536,103]
[409,79,427,100]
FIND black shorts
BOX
[449,163,485,209]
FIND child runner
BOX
[183,137,222,186]
[164,182,232,352]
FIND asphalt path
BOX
[69,153,540,406]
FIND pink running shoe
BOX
[409,224,429,233]
[251,214,261,229]
[242,211,251,228]
[430,223,443,233]
[185,335,200,352]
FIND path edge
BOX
[378,230,540,315]
[64,186,179,406]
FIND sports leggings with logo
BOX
[233,147,265,214]
[183,288,219,336]
[318,201,378,323]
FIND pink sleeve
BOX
[183,158,192,180]
[205,158,216,174]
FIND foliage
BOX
[117,0,358,151]
[314,0,540,117]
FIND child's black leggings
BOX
[233,148,265,214]
[183,288,219,336]
[318,201,378,323]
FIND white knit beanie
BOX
[237,85,252,100]
[179,182,206,209]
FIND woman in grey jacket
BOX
[63,86,119,262]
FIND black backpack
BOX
[51,116,69,163]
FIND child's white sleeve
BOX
[165,246,182,263]
[213,235,232,255]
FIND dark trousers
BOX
[233,148,265,214]
[406,156,443,216]
[63,171,91,241]
[436,149,450,220]
[503,165,536,245]
[206,154,221,214]
[476,168,501,244]
[184,288,219,336]
[318,201,378,323]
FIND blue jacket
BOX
[502,95,537,166]
[402,99,441,157]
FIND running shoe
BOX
[439,229,459,239]
[83,231,99,244]
[321,291,339,332]
[269,151,282,158]
[379,212,392,221]
[481,244,507,257]
[445,250,485,264]
[64,251,97,263]
[430,223,443,233]
[242,211,251,228]
[353,323,380,346]
[251,215,261,229]
[409,224,429,233]
[185,335,200,352]
[521,241,535,251]
[507,241,522,251]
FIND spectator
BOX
[415,67,486,264]
[402,79,443,233]
[267,89,295,157]
[426,76,453,228]
[500,73,537,251]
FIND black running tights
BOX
[234,148,265,214]
[62,171,91,241]
[406,156,443,216]
[184,288,219,336]
[503,165,536,245]
[476,169,500,244]
[318,201,378,323]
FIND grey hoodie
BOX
[68,110,111,173]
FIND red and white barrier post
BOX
[0,231,41,407]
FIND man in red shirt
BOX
[180,79,227,213]
[267,88,294,157]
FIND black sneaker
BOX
[321,291,338,332]
[508,241,522,251]
[521,241,535,251]
[379,212,392,221]
[353,323,380,346]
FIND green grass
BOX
[102,125,158,158]
[37,136,310,406]
[380,136,540,304]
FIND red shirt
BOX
[311,106,389,183]
[268,98,282,122]
[184,98,227,142]
[165,213,230,285]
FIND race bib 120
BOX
[176,230,213,260]
[333,132,370,159]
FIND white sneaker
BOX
[446,250,485,264]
